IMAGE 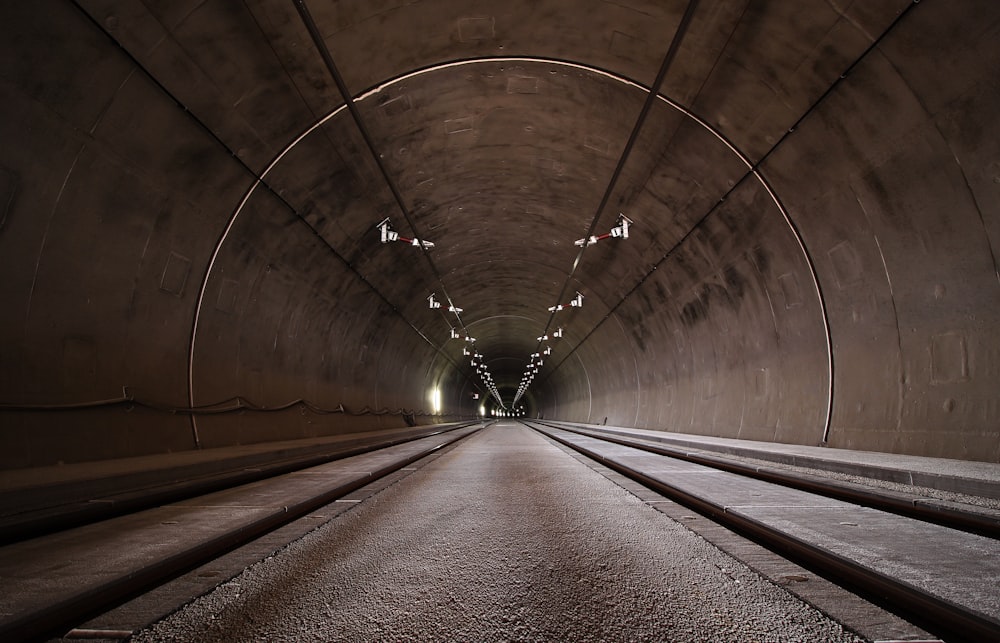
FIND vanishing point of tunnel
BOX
[1,0,999,468]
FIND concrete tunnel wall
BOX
[0,1,998,469]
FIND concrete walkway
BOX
[134,422,864,642]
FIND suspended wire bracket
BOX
[377,217,435,248]
[548,291,584,312]
[574,213,633,247]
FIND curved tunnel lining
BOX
[186,56,834,445]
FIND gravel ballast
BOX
[134,422,864,642]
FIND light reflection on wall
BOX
[430,387,441,414]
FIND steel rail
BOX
[0,425,487,642]
[527,419,1000,539]
[525,420,1000,643]
[0,422,482,546]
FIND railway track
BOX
[523,419,1000,643]
[0,422,485,546]
[3,419,997,642]
[0,423,486,642]
[527,420,1000,538]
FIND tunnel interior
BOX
[1,1,998,468]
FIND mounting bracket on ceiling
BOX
[548,291,584,312]
[574,213,633,247]
[376,217,435,248]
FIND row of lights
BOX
[379,213,633,412]
[513,213,634,407]
[514,333,559,405]
[434,297,505,409]
[430,294,504,410]
[378,217,504,411]
[469,349,502,408]
[491,406,526,417]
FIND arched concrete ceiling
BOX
[0,1,998,465]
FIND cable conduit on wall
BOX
[0,394,457,417]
